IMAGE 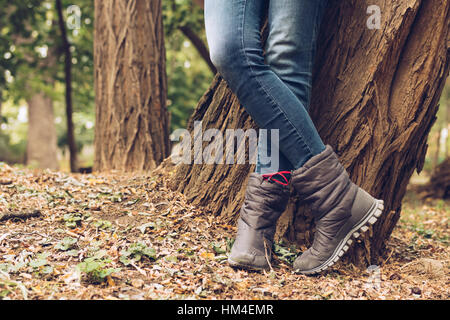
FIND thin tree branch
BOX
[192,0,204,9]
[55,0,78,172]
[178,25,216,75]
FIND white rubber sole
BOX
[295,199,384,275]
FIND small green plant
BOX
[435,199,446,210]
[408,224,434,239]
[92,219,113,230]
[273,241,298,264]
[77,260,119,284]
[55,237,78,251]
[28,253,53,275]
[225,238,235,253]
[164,255,178,263]
[76,251,120,284]
[109,193,123,203]
[62,210,92,228]
[211,242,227,254]
[0,262,26,274]
[0,278,28,299]
[178,247,195,257]
[119,243,157,266]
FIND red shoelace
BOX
[261,171,291,186]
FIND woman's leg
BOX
[205,0,384,275]
[205,0,326,172]
[204,0,296,270]
[256,0,328,175]
[265,0,327,111]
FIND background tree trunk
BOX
[25,36,59,171]
[421,157,450,199]
[26,92,59,170]
[94,0,170,172]
[166,0,450,266]
[56,0,78,173]
[432,129,442,171]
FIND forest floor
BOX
[0,162,448,300]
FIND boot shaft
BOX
[290,145,358,221]
[239,173,290,231]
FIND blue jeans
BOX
[204,0,328,174]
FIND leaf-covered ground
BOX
[0,163,448,300]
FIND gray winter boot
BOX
[228,172,291,270]
[290,145,384,275]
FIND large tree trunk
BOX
[94,0,170,172]
[167,0,450,266]
[26,92,59,171]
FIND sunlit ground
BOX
[0,163,448,300]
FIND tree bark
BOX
[26,92,59,171]
[166,0,450,266]
[94,0,170,172]
[56,0,78,173]
[445,83,450,158]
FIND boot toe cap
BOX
[293,249,322,273]
[228,250,270,270]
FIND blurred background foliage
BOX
[0,0,448,175]
[0,0,214,169]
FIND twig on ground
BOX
[263,239,274,273]
[0,210,41,222]
[130,262,147,276]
